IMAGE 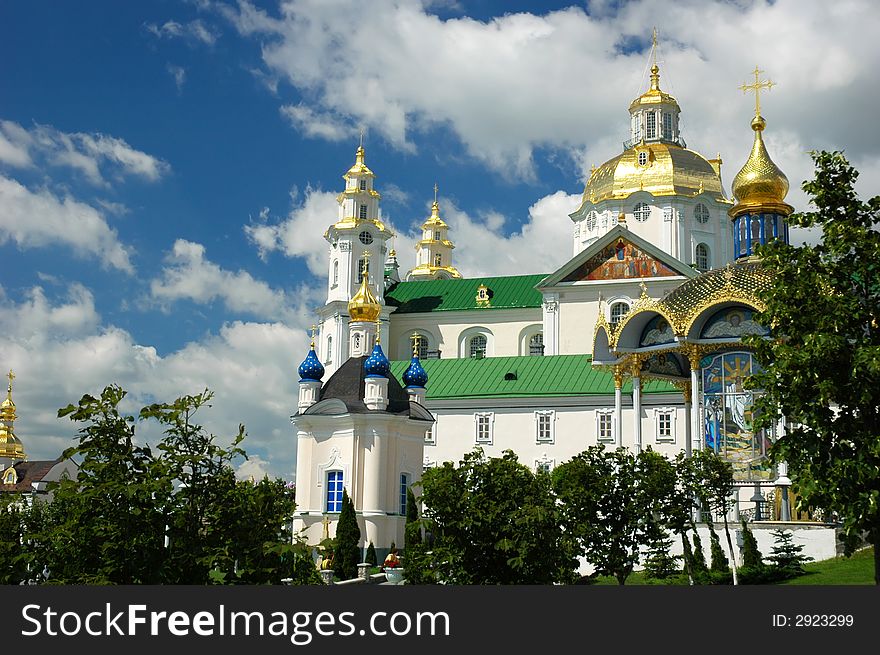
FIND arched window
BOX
[529,333,544,356]
[332,261,339,286]
[434,253,442,267]
[411,334,429,359]
[695,203,709,224]
[633,202,650,222]
[586,211,597,231]
[325,336,333,364]
[357,257,369,283]
[610,301,630,328]
[695,243,710,272]
[469,335,487,358]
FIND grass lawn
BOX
[590,547,875,585]
[777,547,874,585]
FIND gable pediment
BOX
[539,226,698,287]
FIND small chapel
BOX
[291,44,828,555]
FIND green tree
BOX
[740,519,763,570]
[766,529,812,577]
[707,521,729,575]
[553,446,670,585]
[365,541,377,567]
[747,150,880,584]
[334,488,360,581]
[419,449,576,584]
[692,449,738,584]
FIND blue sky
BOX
[2,0,879,480]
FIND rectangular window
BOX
[359,179,367,190]
[326,470,343,513]
[400,473,410,515]
[475,413,493,445]
[597,410,614,443]
[646,112,656,139]
[662,112,672,140]
[535,459,554,475]
[654,408,676,443]
[425,414,436,445]
[536,411,554,443]
[359,204,368,219]
[663,207,673,222]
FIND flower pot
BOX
[385,568,404,584]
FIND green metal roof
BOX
[390,355,678,399]
[385,274,547,314]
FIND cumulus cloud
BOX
[219,0,880,202]
[149,238,313,322]
[280,104,356,141]
[0,283,312,479]
[0,119,170,186]
[0,175,135,272]
[244,185,339,275]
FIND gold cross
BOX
[6,370,13,392]
[739,65,775,117]
[359,127,364,148]
[433,183,439,204]
[310,325,317,347]
[411,332,421,356]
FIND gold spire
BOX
[630,29,679,110]
[309,325,317,349]
[375,316,382,345]
[0,370,26,462]
[348,255,382,322]
[424,183,447,227]
[730,67,792,216]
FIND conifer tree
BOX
[707,522,730,574]
[740,519,763,570]
[766,529,812,576]
[334,488,361,581]
[365,541,377,567]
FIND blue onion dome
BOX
[403,355,428,388]
[298,345,325,382]
[363,343,390,378]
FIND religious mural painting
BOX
[701,351,773,481]
[562,238,679,282]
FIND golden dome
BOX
[0,424,25,460]
[344,145,375,179]
[348,269,382,322]
[423,200,449,228]
[629,64,680,111]
[583,142,724,204]
[730,115,791,213]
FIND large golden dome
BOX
[730,115,790,212]
[583,142,725,204]
[348,269,382,322]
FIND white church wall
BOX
[387,309,541,360]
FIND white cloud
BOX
[146,19,219,45]
[244,185,339,275]
[167,64,187,92]
[0,175,134,272]
[236,455,273,481]
[221,0,880,195]
[150,238,308,322]
[280,104,355,141]
[0,119,170,186]
[395,190,581,277]
[0,283,313,480]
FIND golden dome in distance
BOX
[0,370,16,422]
[0,370,25,461]
[348,257,382,322]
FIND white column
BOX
[362,427,384,514]
[684,387,692,458]
[690,362,701,452]
[632,374,642,453]
[542,295,559,356]
[614,368,623,447]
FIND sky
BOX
[2,0,878,481]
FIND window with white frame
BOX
[535,458,555,475]
[695,243,710,272]
[633,202,651,222]
[412,333,429,359]
[610,301,629,328]
[535,410,554,443]
[356,257,369,283]
[596,409,614,443]
[332,260,339,287]
[325,336,333,364]
[663,206,673,222]
[475,412,494,444]
[529,332,544,356]
[359,179,367,191]
[399,473,410,515]
[654,408,676,443]
[469,334,487,358]
[662,112,672,140]
[326,470,344,513]
[646,112,656,139]
[425,420,436,446]
[359,204,368,219]
[586,211,597,231]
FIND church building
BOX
[291,51,817,553]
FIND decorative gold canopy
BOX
[729,115,791,214]
[629,63,680,112]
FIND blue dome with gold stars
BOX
[364,343,390,378]
[298,346,325,382]
[402,355,428,388]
